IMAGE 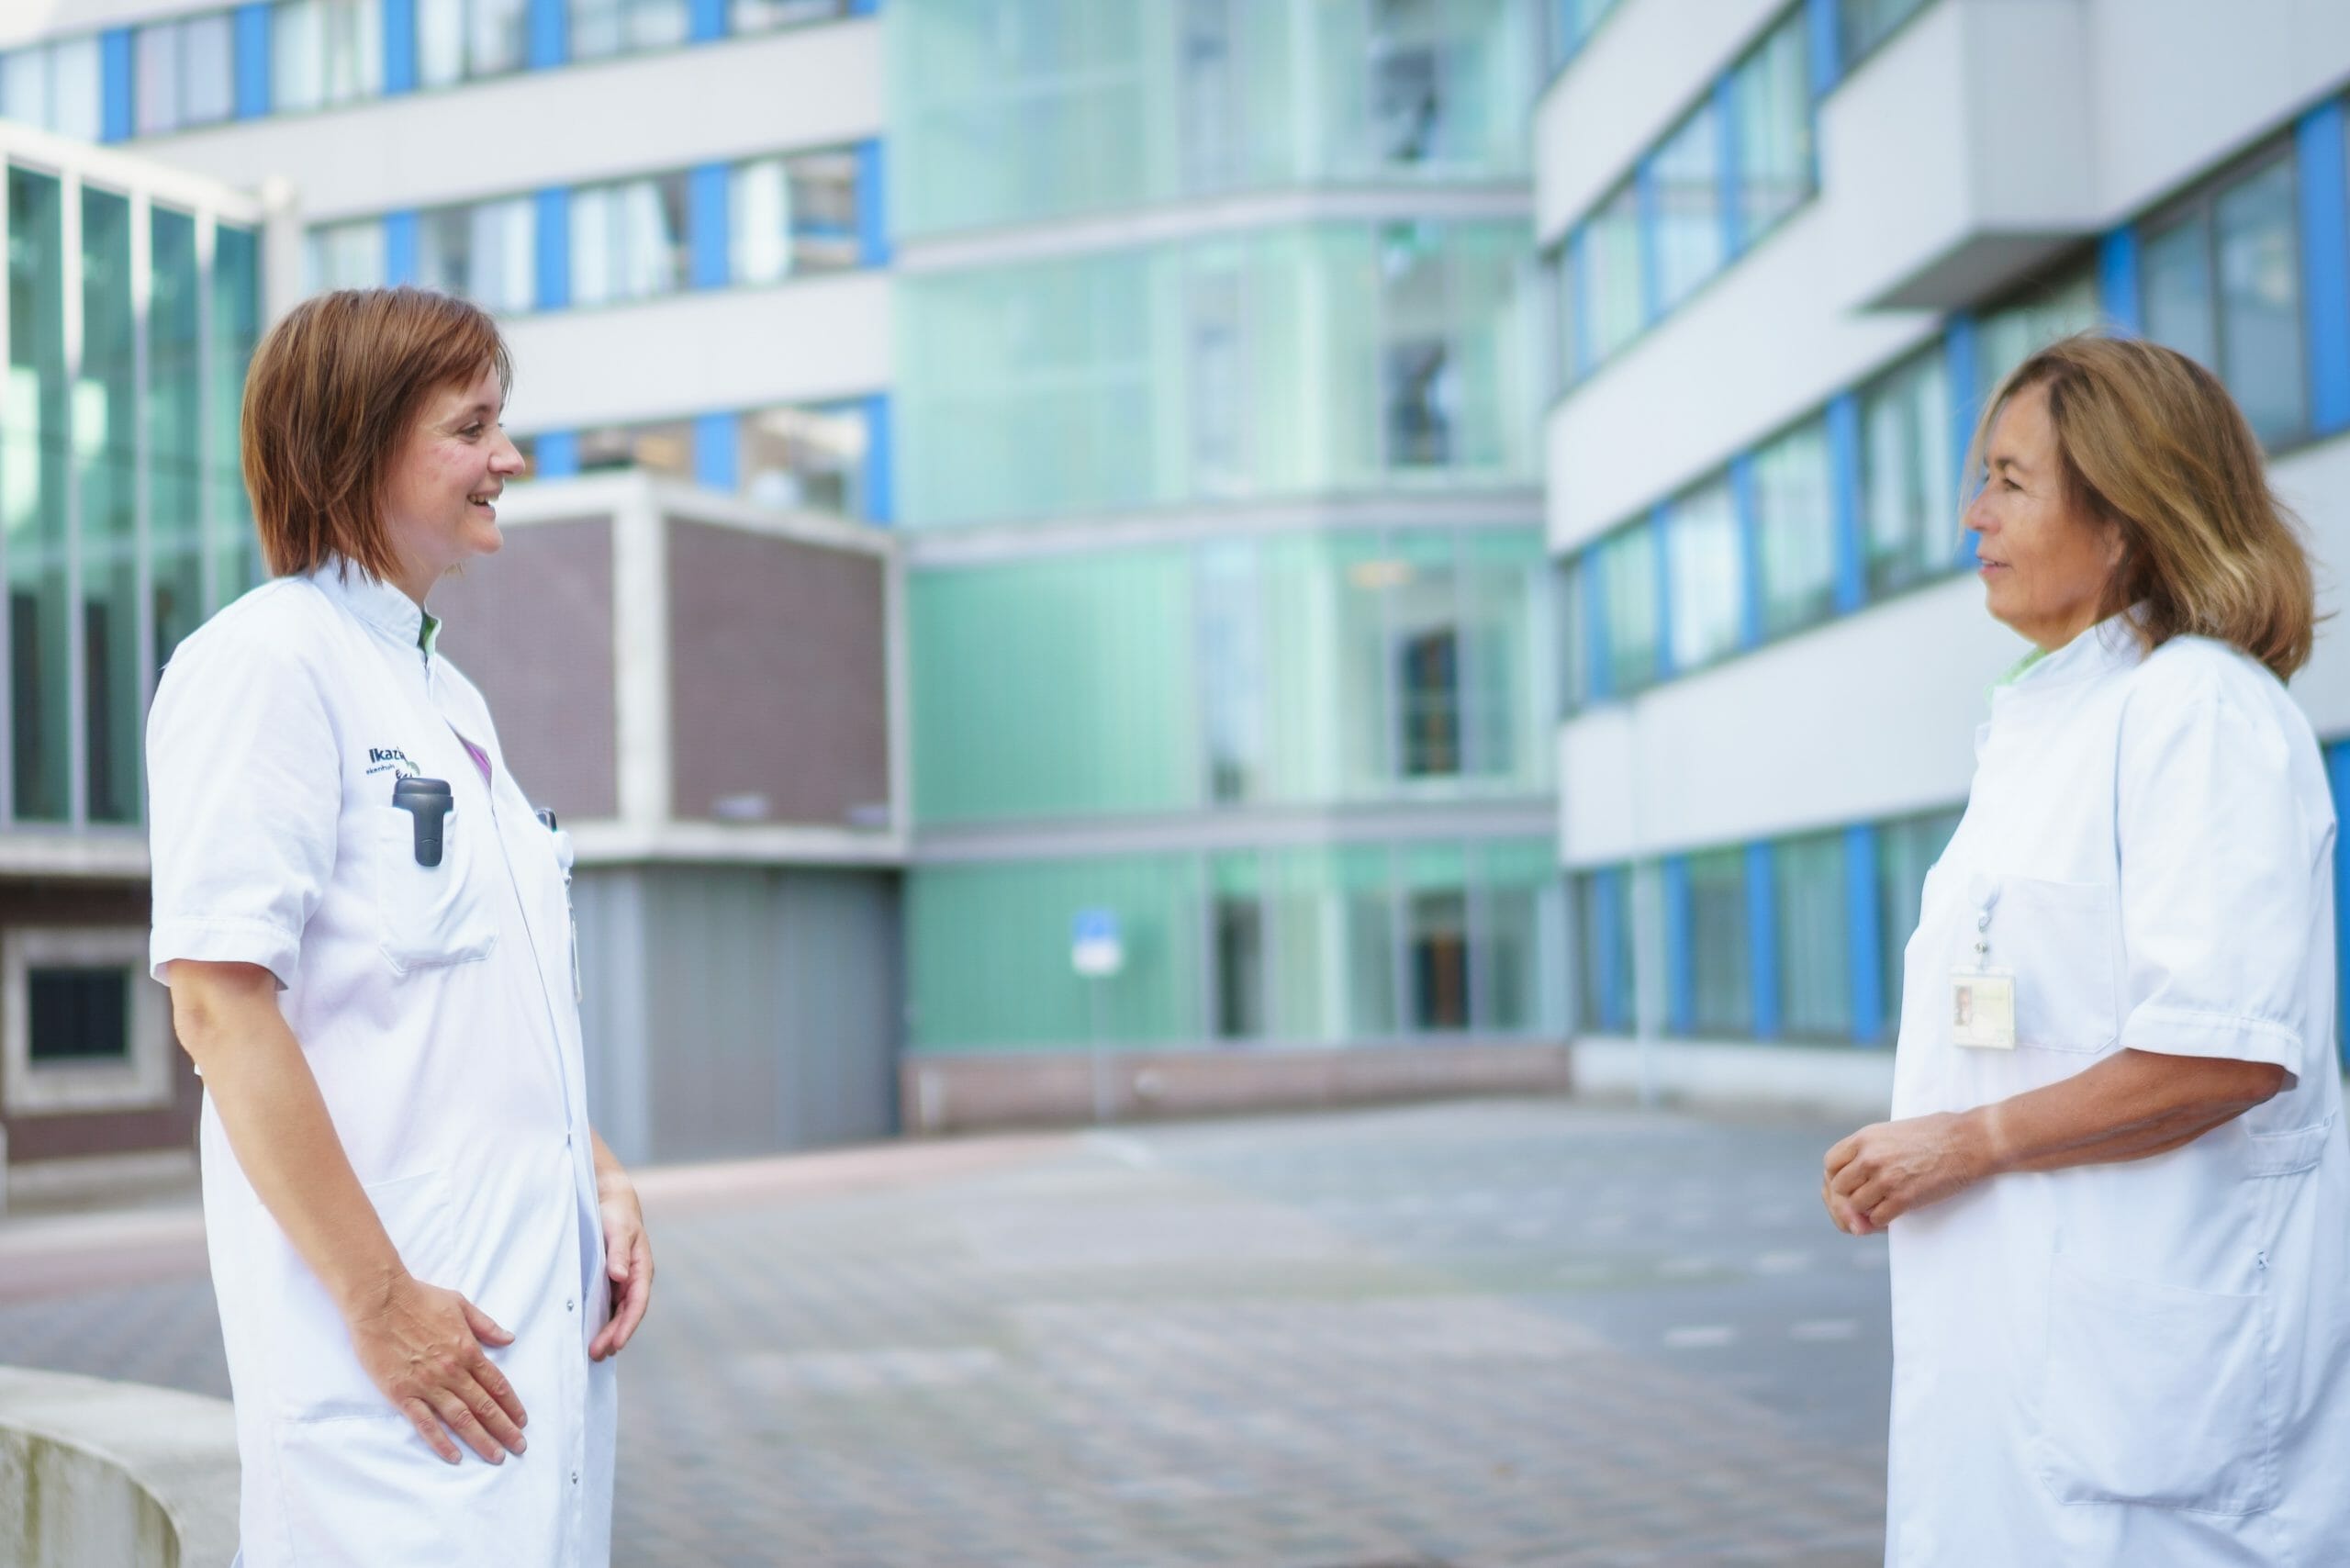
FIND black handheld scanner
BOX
[391,777,455,868]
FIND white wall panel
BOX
[127,22,880,221]
[1532,0,1786,246]
[500,271,889,434]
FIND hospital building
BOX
[3,0,2349,1190]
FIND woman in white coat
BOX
[150,287,652,1564]
[1823,333,2350,1564]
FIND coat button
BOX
[566,1299,575,1312]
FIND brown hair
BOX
[241,287,513,581]
[1968,332,2318,680]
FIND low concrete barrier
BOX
[0,1367,238,1567]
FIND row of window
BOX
[0,0,859,141]
[907,837,1562,1052]
[515,397,883,521]
[1561,103,2347,711]
[1572,808,1961,1046]
[307,143,866,311]
[1556,6,1815,378]
[1548,0,1928,79]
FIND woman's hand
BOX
[588,1135,652,1361]
[345,1272,529,1464]
[1822,1113,1992,1235]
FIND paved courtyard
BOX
[0,1099,1892,1566]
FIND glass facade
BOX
[571,0,691,60]
[1593,521,1659,694]
[272,0,386,113]
[2,156,261,832]
[1751,417,1834,638]
[307,218,387,292]
[731,149,861,283]
[1664,476,1740,672]
[1859,346,1953,597]
[2143,151,2307,447]
[1975,261,2098,399]
[1685,846,1750,1036]
[571,172,691,306]
[896,221,1532,528]
[419,196,537,313]
[1879,808,1962,1026]
[420,0,532,85]
[529,398,871,517]
[135,13,239,135]
[1774,830,1849,1039]
[0,36,102,142]
[1837,0,1932,69]
[911,529,1550,823]
[890,0,1535,239]
[908,836,1560,1050]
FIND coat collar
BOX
[1995,606,2147,703]
[309,559,438,655]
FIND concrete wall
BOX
[0,1366,239,1568]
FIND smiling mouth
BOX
[468,493,500,513]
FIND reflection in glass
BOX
[1774,832,1850,1037]
[733,0,849,32]
[1665,477,1741,671]
[307,218,387,293]
[1196,539,1265,803]
[570,173,690,306]
[1583,184,1644,363]
[578,419,692,477]
[80,186,141,823]
[1212,853,1265,1039]
[2142,212,2215,372]
[1879,809,1963,1029]
[1752,419,1834,637]
[1687,847,1751,1036]
[1651,100,1724,309]
[741,401,867,515]
[7,167,69,821]
[1730,13,1811,245]
[2214,157,2305,445]
[1574,868,1629,1033]
[731,151,861,285]
[418,197,536,313]
[151,207,206,676]
[1409,889,1471,1031]
[570,0,689,59]
[211,226,265,600]
[1595,522,1659,694]
[1975,264,2098,399]
[272,0,385,112]
[1368,0,1447,165]
[419,0,529,85]
[1859,349,1953,597]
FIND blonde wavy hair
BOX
[1969,332,2319,680]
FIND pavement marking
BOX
[1663,1325,1738,1349]
[1754,1249,1812,1275]
[1791,1318,1860,1342]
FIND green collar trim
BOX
[1995,647,2049,688]
[418,613,442,657]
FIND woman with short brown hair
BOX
[1822,331,2350,1562]
[149,286,649,1564]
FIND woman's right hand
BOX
[345,1273,530,1464]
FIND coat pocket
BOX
[1997,876,2121,1055]
[2032,1252,2275,1515]
[278,1168,461,1423]
[372,803,497,974]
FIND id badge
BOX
[1951,969,2017,1050]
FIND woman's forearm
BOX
[170,960,407,1318]
[1966,1047,2287,1179]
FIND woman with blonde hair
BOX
[150,286,650,1563]
[1821,332,2350,1562]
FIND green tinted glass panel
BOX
[910,549,1200,823]
[1880,807,1963,1031]
[1686,847,1750,1036]
[151,207,205,672]
[79,185,140,823]
[1774,831,1850,1038]
[891,0,1531,239]
[897,222,1531,530]
[210,224,263,600]
[7,166,69,822]
[907,854,1204,1049]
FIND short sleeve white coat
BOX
[1885,617,2350,1565]
[147,563,617,1566]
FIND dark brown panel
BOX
[429,518,620,821]
[0,879,202,1163]
[666,519,890,828]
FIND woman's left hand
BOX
[588,1144,653,1361]
[1822,1112,1990,1236]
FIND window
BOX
[1729,10,1812,245]
[1198,540,1265,802]
[272,0,385,111]
[81,185,140,825]
[1751,418,1835,636]
[1686,848,1751,1036]
[1594,522,1660,694]
[306,218,387,292]
[1859,348,1953,597]
[1975,261,2098,399]
[569,172,690,306]
[1378,224,1465,470]
[1664,476,1742,671]
[1211,855,1265,1039]
[1,928,173,1114]
[417,196,536,313]
[1550,0,1623,67]
[731,150,861,285]
[1878,808,1962,1028]
[0,35,103,140]
[578,417,693,476]
[1557,556,1591,713]
[1574,868,1631,1033]
[1838,0,1931,67]
[1650,99,1725,310]
[1408,889,1472,1030]
[741,401,868,516]
[1774,831,1851,1038]
[418,0,530,86]
[2142,151,2307,447]
[733,0,850,32]
[134,12,237,135]
[569,0,689,59]
[1581,183,1645,364]
[1397,630,1461,777]
[7,166,68,824]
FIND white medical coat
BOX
[148,563,616,1566]
[1885,617,2350,1565]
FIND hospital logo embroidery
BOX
[364,746,420,779]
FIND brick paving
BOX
[0,1100,1891,1566]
